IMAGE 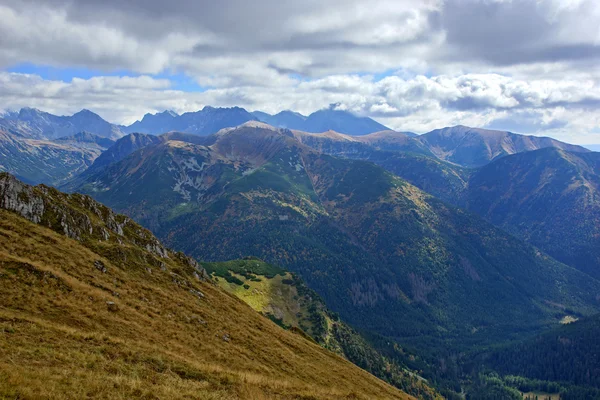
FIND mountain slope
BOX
[0,173,410,400]
[465,148,600,279]
[486,314,600,390]
[0,108,124,140]
[310,138,600,281]
[73,124,600,352]
[290,130,600,279]
[123,106,257,135]
[417,125,589,168]
[204,258,440,400]
[0,129,110,185]
[61,132,215,193]
[291,129,469,203]
[291,129,430,155]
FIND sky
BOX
[1,0,600,143]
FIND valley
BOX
[2,107,600,399]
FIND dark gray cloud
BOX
[441,0,600,66]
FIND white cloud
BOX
[2,71,600,144]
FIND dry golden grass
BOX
[0,209,410,399]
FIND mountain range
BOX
[124,106,258,135]
[0,106,395,141]
[3,104,600,398]
[71,122,600,355]
[252,108,392,135]
[0,108,124,140]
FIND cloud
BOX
[0,0,599,142]
[1,0,597,81]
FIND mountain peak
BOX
[277,110,307,119]
[238,120,279,130]
[252,108,389,135]
[73,108,101,118]
[18,107,45,118]
[125,106,257,136]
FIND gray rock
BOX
[94,260,107,273]
[189,288,205,299]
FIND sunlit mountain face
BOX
[2,1,600,399]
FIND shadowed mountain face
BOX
[416,125,590,168]
[301,109,390,135]
[125,110,179,134]
[72,123,600,352]
[485,313,600,392]
[465,148,600,279]
[0,173,411,399]
[82,132,163,175]
[0,108,124,140]
[123,106,257,135]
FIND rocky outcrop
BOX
[0,173,170,261]
[0,173,45,223]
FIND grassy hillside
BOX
[204,258,441,399]
[0,174,410,400]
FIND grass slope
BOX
[0,178,410,399]
[203,259,442,399]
